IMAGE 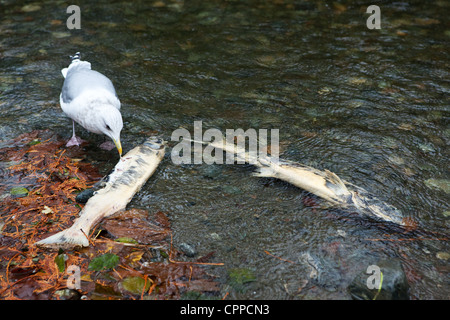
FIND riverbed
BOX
[0,0,448,299]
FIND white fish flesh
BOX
[35,137,165,249]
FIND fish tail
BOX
[61,52,83,78]
[35,227,89,249]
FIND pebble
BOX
[381,137,399,149]
[53,289,81,300]
[152,1,166,8]
[436,252,450,261]
[21,4,41,12]
[178,242,196,257]
[52,32,71,39]
[209,232,221,240]
[418,142,435,154]
[318,87,332,95]
[348,77,367,85]
[388,155,405,166]
[336,229,347,238]
[424,178,450,194]
[397,123,414,131]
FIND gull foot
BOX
[99,140,115,151]
[66,136,86,147]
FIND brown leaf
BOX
[102,209,170,244]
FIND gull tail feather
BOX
[70,52,81,61]
[35,227,89,249]
[61,52,81,78]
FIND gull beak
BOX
[114,138,122,156]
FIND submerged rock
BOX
[21,4,42,12]
[348,259,409,300]
[424,178,450,194]
[436,252,450,261]
[75,188,96,203]
[299,252,342,292]
[227,268,256,293]
[53,289,81,300]
[179,242,196,257]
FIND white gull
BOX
[60,52,123,156]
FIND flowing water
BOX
[0,0,449,299]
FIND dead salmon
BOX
[199,138,407,226]
[35,136,165,249]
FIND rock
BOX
[200,165,222,179]
[179,242,196,257]
[299,251,342,292]
[52,32,71,39]
[436,252,450,261]
[21,4,42,12]
[424,178,450,194]
[418,142,435,154]
[348,259,409,300]
[209,232,221,240]
[53,289,81,300]
[388,155,405,166]
[318,87,332,95]
[222,185,242,195]
[76,180,107,203]
[227,268,256,293]
[75,188,96,203]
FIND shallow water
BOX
[0,0,449,299]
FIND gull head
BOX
[96,105,123,156]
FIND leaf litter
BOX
[0,130,221,300]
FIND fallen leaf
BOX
[126,251,144,268]
[102,209,170,244]
[41,205,53,215]
[88,253,119,271]
[120,276,151,295]
[54,253,68,273]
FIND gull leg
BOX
[66,120,86,147]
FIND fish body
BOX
[203,139,406,226]
[254,157,352,205]
[35,137,165,249]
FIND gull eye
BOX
[105,124,111,131]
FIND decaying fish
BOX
[35,137,166,249]
[196,138,407,227]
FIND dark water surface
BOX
[0,0,449,299]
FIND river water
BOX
[0,0,449,299]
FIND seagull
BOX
[60,52,123,156]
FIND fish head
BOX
[351,191,406,226]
